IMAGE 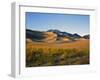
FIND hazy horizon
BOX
[26,12,90,36]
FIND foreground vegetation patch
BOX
[26,47,89,67]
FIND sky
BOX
[26,12,89,36]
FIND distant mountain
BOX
[73,33,81,38]
[47,29,64,36]
[83,34,90,39]
[47,29,81,38]
[26,29,45,40]
[26,29,89,43]
[47,29,61,34]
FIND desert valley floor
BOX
[26,38,89,67]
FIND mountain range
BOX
[26,29,89,43]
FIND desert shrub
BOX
[26,47,89,67]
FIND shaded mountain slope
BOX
[26,29,57,43]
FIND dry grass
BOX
[26,39,89,67]
[27,39,89,50]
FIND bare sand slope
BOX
[27,39,89,51]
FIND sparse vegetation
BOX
[26,45,89,67]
